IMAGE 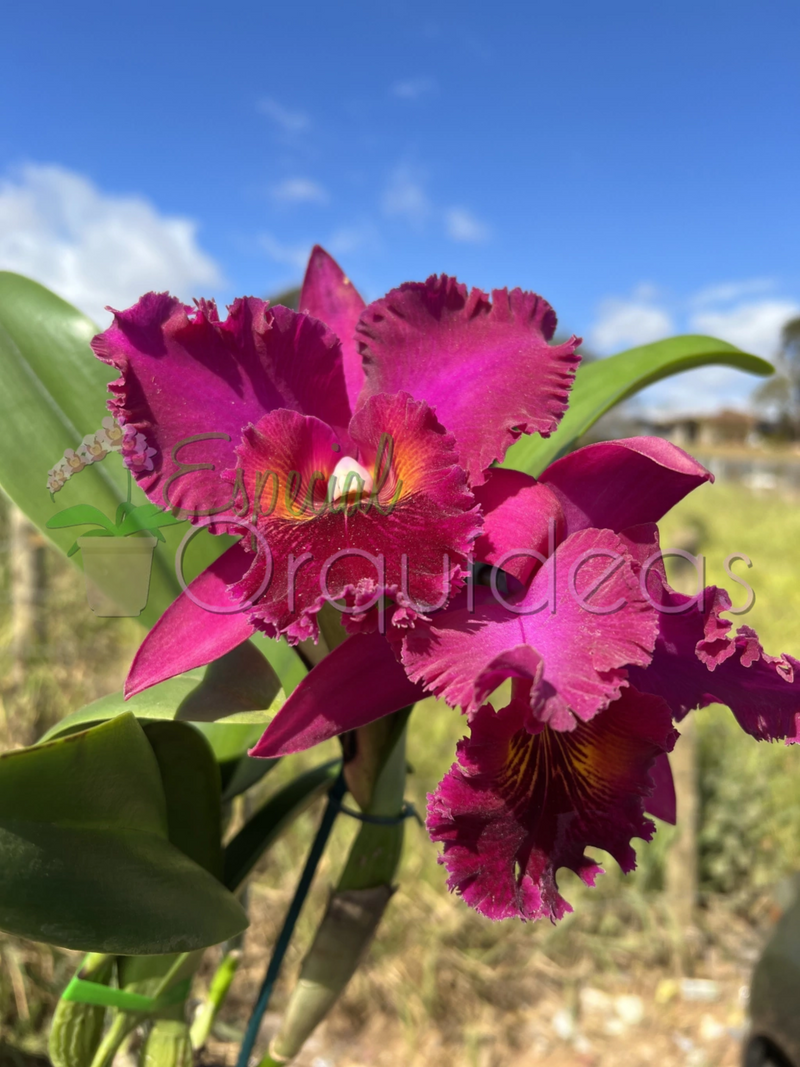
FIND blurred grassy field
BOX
[2,479,800,1067]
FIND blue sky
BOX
[1,0,798,412]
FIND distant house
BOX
[648,410,759,449]
[586,407,762,449]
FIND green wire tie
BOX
[61,976,192,1013]
[332,797,423,826]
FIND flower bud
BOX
[49,999,107,1067]
[49,956,114,1067]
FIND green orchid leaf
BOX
[46,504,118,533]
[115,500,138,526]
[143,721,223,880]
[223,761,341,891]
[250,632,307,695]
[0,272,233,628]
[0,715,247,952]
[220,748,280,803]
[189,720,278,801]
[195,722,265,765]
[175,640,282,722]
[118,505,183,538]
[188,716,280,801]
[41,641,285,743]
[502,335,774,477]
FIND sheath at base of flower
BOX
[109,246,580,690]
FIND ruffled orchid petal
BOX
[621,532,800,742]
[473,468,565,585]
[231,392,480,642]
[630,582,800,743]
[356,277,581,484]
[125,542,255,697]
[540,437,713,536]
[92,295,351,517]
[644,752,677,824]
[250,632,424,757]
[300,246,367,411]
[398,527,658,730]
[427,686,677,922]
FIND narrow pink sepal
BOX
[249,631,425,757]
[300,246,367,412]
[125,542,255,697]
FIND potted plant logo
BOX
[46,419,182,616]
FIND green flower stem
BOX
[338,711,410,892]
[189,949,242,1050]
[87,1008,138,1067]
[81,955,115,980]
[262,711,411,1066]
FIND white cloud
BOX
[590,293,674,354]
[326,223,380,258]
[690,300,799,359]
[257,97,310,132]
[391,76,436,101]
[691,278,775,307]
[636,365,759,417]
[270,178,329,205]
[382,166,431,226]
[590,278,800,415]
[0,164,222,325]
[445,207,491,243]
[259,233,310,271]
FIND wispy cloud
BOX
[588,278,800,415]
[259,233,310,271]
[691,278,776,307]
[690,300,799,359]
[391,76,436,101]
[270,178,329,205]
[590,287,674,354]
[326,223,381,258]
[445,207,491,243]
[257,97,310,132]
[382,165,431,226]
[0,164,222,326]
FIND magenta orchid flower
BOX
[252,437,800,922]
[97,247,580,689]
[101,247,800,926]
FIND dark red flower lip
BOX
[427,686,677,922]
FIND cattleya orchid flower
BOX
[97,247,580,680]
[105,248,800,924]
[249,429,800,922]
